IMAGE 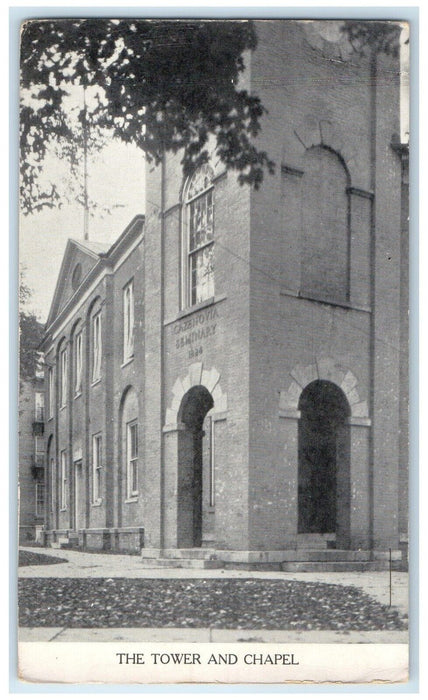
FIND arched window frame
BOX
[48,366,54,420]
[57,339,68,409]
[182,164,215,309]
[92,309,102,383]
[123,279,134,362]
[71,320,83,397]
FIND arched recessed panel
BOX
[301,146,350,301]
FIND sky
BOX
[20,139,146,321]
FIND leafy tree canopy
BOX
[20,312,44,381]
[20,19,275,215]
[340,20,401,57]
[19,272,44,380]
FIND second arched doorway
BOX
[298,380,351,544]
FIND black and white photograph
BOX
[16,14,410,685]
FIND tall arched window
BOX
[120,387,140,502]
[183,164,215,307]
[71,321,83,397]
[57,339,68,408]
[300,146,350,302]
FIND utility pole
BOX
[83,82,89,241]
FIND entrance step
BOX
[280,560,396,573]
[51,536,71,550]
[296,533,336,550]
[142,549,218,560]
[51,533,80,550]
[139,558,224,570]
[140,548,402,572]
[201,534,216,548]
[280,549,402,563]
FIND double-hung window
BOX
[48,367,54,418]
[92,433,102,503]
[50,457,55,512]
[185,165,214,307]
[60,349,67,407]
[35,391,44,421]
[60,450,67,509]
[34,435,44,457]
[123,281,134,362]
[75,331,83,395]
[35,482,45,516]
[92,313,102,382]
[126,421,138,498]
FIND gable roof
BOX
[45,239,105,329]
[44,215,144,337]
[68,239,110,257]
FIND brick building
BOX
[41,21,408,568]
[18,357,45,543]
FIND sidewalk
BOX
[18,546,408,612]
[19,626,407,643]
[18,546,408,644]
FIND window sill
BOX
[59,508,67,512]
[59,405,67,411]
[91,499,103,507]
[164,294,227,326]
[121,357,134,369]
[125,496,139,504]
[91,378,102,388]
[280,288,371,314]
[74,392,82,400]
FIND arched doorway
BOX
[298,380,350,539]
[177,385,214,547]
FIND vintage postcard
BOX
[17,16,410,685]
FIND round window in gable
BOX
[72,263,82,290]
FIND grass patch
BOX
[18,578,407,631]
[19,550,68,567]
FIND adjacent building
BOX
[18,349,45,543]
[41,21,408,568]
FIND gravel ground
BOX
[18,551,68,567]
[18,577,407,631]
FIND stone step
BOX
[296,534,335,550]
[280,560,395,573]
[50,537,70,550]
[142,549,218,560]
[141,548,401,566]
[279,549,402,563]
[51,534,80,550]
[139,558,224,570]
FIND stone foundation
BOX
[45,527,144,553]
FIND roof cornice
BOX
[41,215,144,348]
